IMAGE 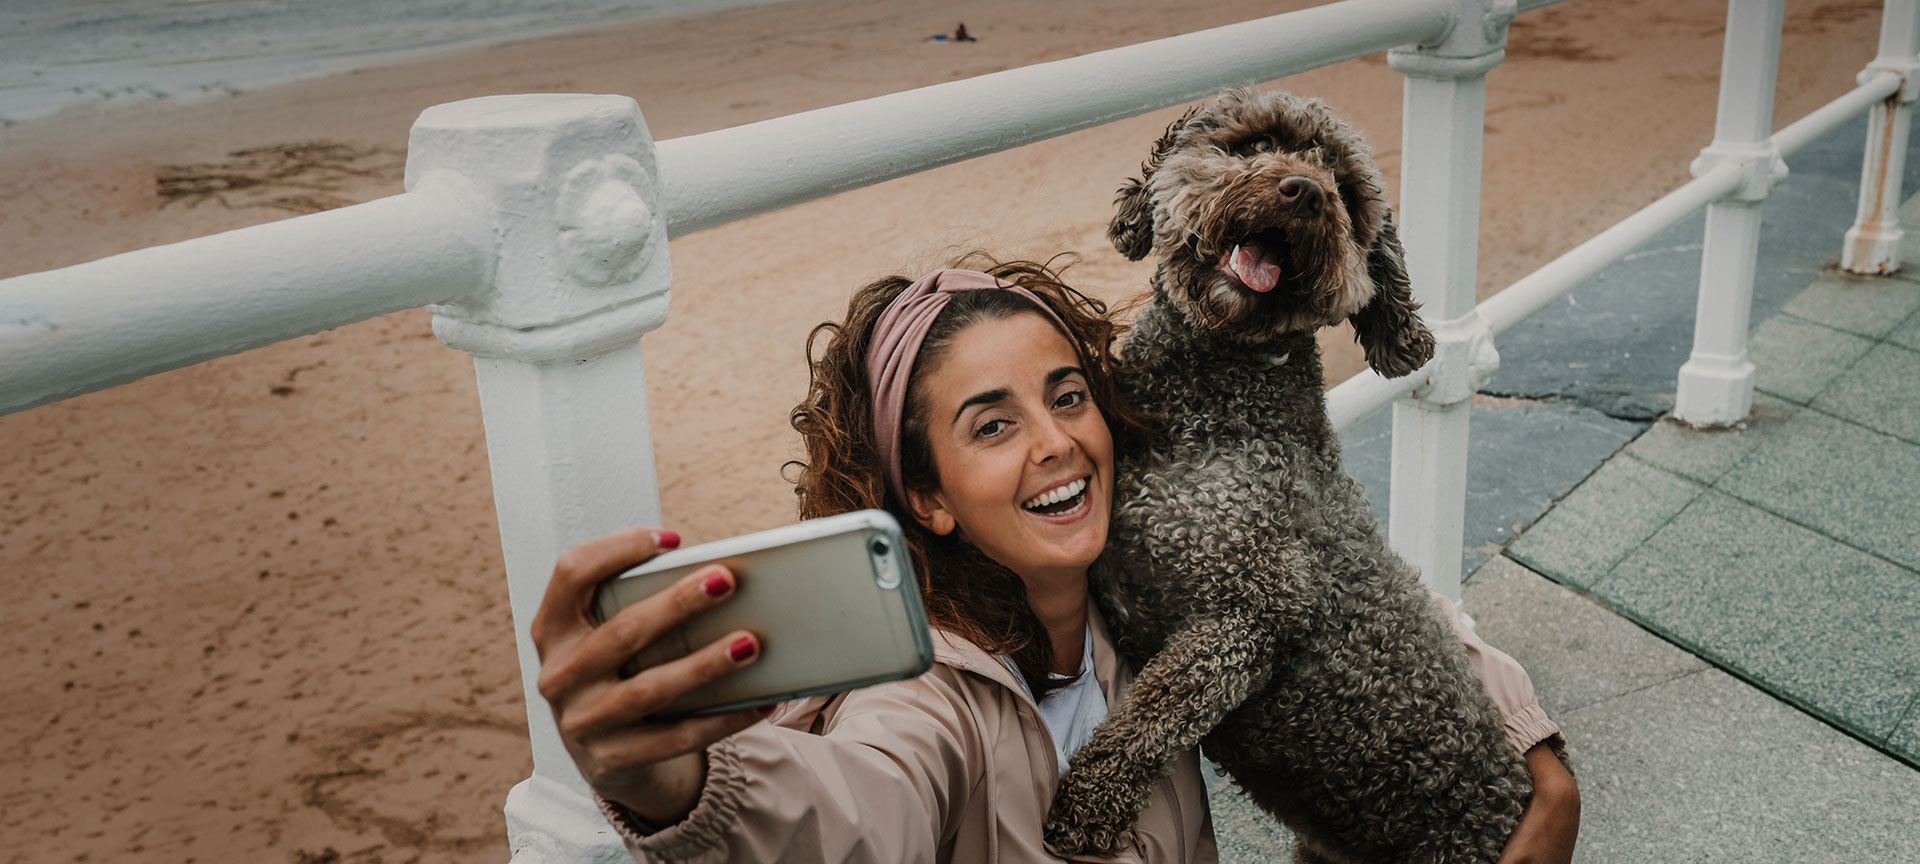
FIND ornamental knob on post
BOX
[406,94,673,364]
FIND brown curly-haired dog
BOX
[1042,88,1536,863]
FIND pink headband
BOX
[865,269,1071,503]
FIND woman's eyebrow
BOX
[951,367,1087,423]
[1046,365,1086,386]
[953,387,1012,423]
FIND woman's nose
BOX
[1029,414,1076,463]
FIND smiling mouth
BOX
[1022,476,1089,516]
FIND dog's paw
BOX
[1044,782,1142,857]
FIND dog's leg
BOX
[1044,615,1278,856]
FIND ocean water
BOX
[0,0,788,126]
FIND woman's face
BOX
[906,311,1114,584]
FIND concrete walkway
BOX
[1204,117,1920,861]
[1209,551,1920,862]
[1510,265,1920,768]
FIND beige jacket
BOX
[602,595,1561,863]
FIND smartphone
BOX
[591,509,935,718]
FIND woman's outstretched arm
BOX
[535,526,984,864]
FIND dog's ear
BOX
[1108,106,1197,261]
[1348,209,1435,379]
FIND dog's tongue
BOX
[1228,242,1282,293]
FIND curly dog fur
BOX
[1043,88,1536,863]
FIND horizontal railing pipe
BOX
[1328,161,1744,432]
[657,0,1453,237]
[1329,368,1424,433]
[1330,63,1902,433]
[0,176,494,415]
[1479,162,1743,335]
[1776,71,1903,155]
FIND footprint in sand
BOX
[296,713,530,856]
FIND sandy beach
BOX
[0,0,1892,860]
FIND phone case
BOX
[591,510,935,717]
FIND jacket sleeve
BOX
[1429,592,1568,765]
[598,664,987,864]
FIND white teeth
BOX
[1023,477,1088,510]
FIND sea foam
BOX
[0,0,787,126]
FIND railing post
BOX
[1674,0,1788,426]
[405,94,673,862]
[1385,0,1510,603]
[1842,0,1920,274]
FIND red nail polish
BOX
[728,636,757,662]
[701,570,732,597]
[654,529,681,549]
[755,704,777,716]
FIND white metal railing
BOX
[2,0,1913,859]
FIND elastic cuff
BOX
[597,793,666,845]
[1503,701,1562,760]
[633,737,750,862]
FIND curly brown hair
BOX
[786,255,1156,698]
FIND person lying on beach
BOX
[927,22,978,43]
[530,260,1581,863]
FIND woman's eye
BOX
[975,418,1007,439]
[1055,389,1088,409]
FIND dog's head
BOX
[1110,88,1432,376]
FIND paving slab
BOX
[1887,303,1920,351]
[1339,397,1645,581]
[1809,340,1920,443]
[1597,492,1920,750]
[1620,392,1799,485]
[1715,408,1920,572]
[1462,555,1708,715]
[1505,454,1702,589]
[1747,313,1875,404]
[1561,669,1920,864]
[1889,699,1920,758]
[1779,273,1920,340]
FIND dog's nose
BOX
[1277,176,1319,205]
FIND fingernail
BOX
[654,529,681,549]
[755,704,777,716]
[728,636,757,662]
[701,570,732,597]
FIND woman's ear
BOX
[906,487,958,536]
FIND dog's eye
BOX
[1252,137,1275,153]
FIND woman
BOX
[531,261,1580,863]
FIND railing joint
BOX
[1689,141,1788,203]
[1388,0,1514,79]
[1859,60,1920,103]
[1406,311,1499,408]
[406,94,673,364]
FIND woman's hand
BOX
[1497,741,1581,864]
[531,526,767,826]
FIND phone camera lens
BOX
[870,538,890,557]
